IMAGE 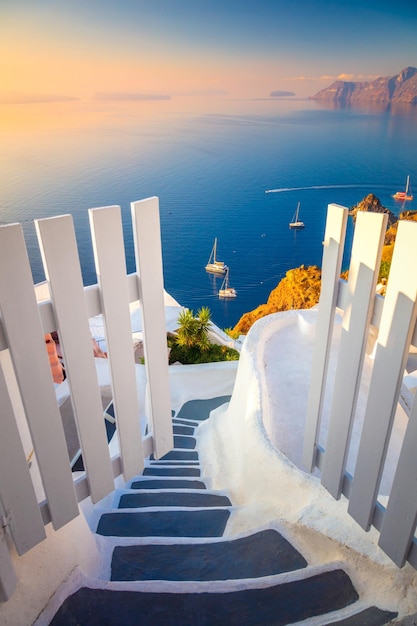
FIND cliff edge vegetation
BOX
[232,195,417,336]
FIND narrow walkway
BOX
[49,398,397,625]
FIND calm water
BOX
[1,98,417,329]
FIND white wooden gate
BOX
[304,204,417,569]
[0,197,173,600]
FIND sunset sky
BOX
[1,0,416,104]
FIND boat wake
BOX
[265,184,392,194]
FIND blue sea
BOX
[1,98,416,330]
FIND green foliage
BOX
[176,306,211,352]
[170,307,239,364]
[224,327,240,340]
[168,338,239,364]
[378,260,391,283]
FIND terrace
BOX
[1,198,417,625]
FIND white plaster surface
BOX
[198,309,417,618]
[3,304,417,624]
[0,513,100,626]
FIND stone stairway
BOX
[49,399,398,625]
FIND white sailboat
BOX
[219,267,237,298]
[289,202,305,229]
[393,175,413,201]
[205,238,227,274]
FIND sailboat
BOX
[393,175,413,201]
[205,238,227,274]
[289,202,305,229]
[218,267,237,298]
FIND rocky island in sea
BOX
[232,194,417,336]
[310,66,417,105]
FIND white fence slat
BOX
[348,220,417,530]
[131,197,173,459]
[0,224,79,530]
[35,215,115,503]
[321,211,387,498]
[0,528,17,602]
[89,206,144,479]
[378,395,417,566]
[302,204,348,471]
[0,355,46,554]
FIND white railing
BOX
[0,197,173,601]
[303,204,417,570]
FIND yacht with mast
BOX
[289,202,305,229]
[218,267,237,298]
[393,175,413,201]
[205,238,227,274]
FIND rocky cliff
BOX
[311,67,417,105]
[232,265,321,335]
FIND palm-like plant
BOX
[176,307,212,352]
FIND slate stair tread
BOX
[50,569,360,626]
[111,528,307,581]
[173,425,195,435]
[147,460,200,467]
[176,396,231,421]
[118,491,231,508]
[173,435,196,449]
[150,450,199,461]
[143,466,201,477]
[130,479,206,490]
[96,509,230,537]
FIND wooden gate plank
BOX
[379,393,417,566]
[0,527,17,602]
[89,206,144,480]
[348,220,417,530]
[321,211,387,498]
[302,204,348,472]
[131,197,173,460]
[35,215,114,503]
[0,352,46,554]
[0,224,78,529]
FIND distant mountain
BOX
[311,67,417,105]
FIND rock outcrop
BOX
[349,194,396,226]
[232,265,321,335]
[311,67,417,105]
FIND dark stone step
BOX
[173,435,196,449]
[143,467,200,477]
[326,606,397,625]
[150,450,198,462]
[173,418,199,427]
[50,569,359,626]
[148,461,200,466]
[176,396,231,421]
[111,529,306,581]
[130,479,206,490]
[173,425,195,436]
[118,491,231,509]
[96,509,230,538]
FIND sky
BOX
[0,0,416,105]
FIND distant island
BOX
[310,66,417,105]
